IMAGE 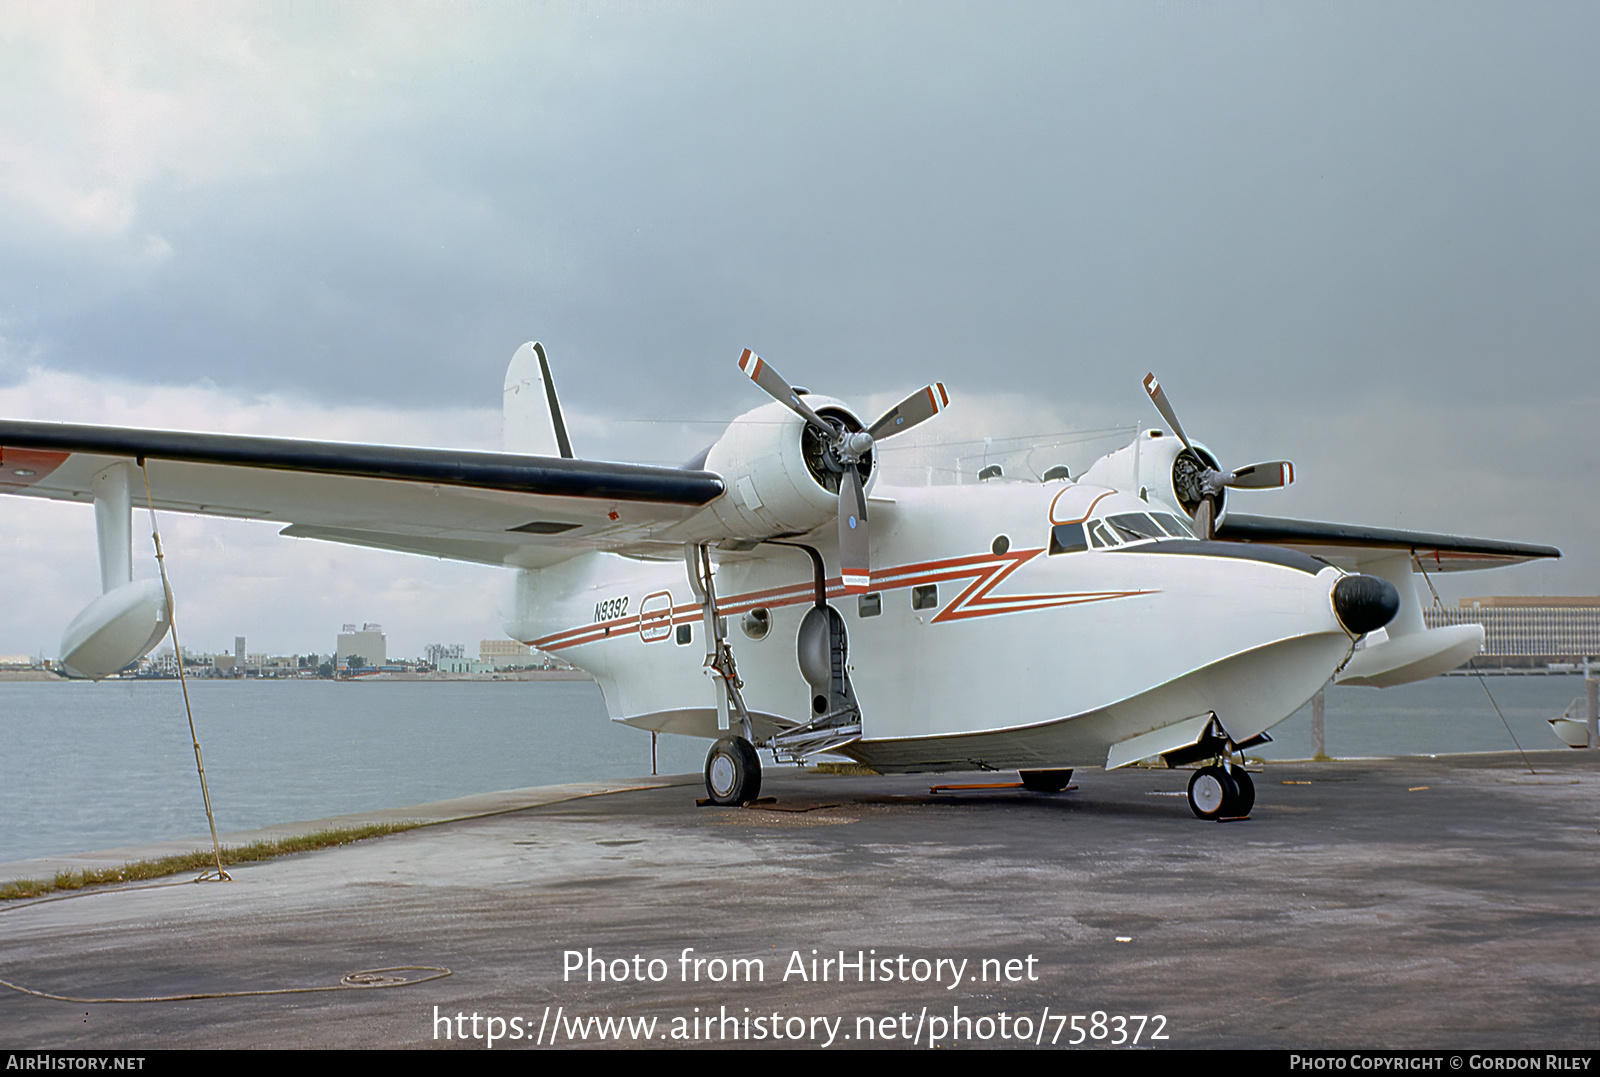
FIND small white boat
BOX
[1548,698,1595,748]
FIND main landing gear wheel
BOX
[704,736,762,806]
[1187,765,1253,820]
[1019,769,1073,793]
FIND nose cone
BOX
[1332,574,1401,635]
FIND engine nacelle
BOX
[693,397,871,542]
[1078,429,1226,529]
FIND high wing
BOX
[1212,512,1559,687]
[1215,513,1561,573]
[0,419,725,568]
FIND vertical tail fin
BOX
[503,341,574,457]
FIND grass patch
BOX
[0,822,424,901]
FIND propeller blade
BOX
[1193,496,1215,541]
[867,383,949,441]
[739,349,831,433]
[838,465,871,592]
[1141,373,1193,450]
[1226,461,1295,489]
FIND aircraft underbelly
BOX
[845,629,1350,772]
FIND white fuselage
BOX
[506,479,1356,773]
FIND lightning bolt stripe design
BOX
[530,548,1155,651]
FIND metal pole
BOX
[1585,656,1597,750]
[1311,687,1327,761]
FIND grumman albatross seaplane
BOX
[0,347,1560,819]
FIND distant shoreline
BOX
[0,668,593,683]
[354,669,593,682]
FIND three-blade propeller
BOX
[740,349,947,591]
[1142,373,1294,539]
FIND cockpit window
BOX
[1150,512,1195,537]
[1106,513,1166,542]
[1070,510,1197,551]
[1048,522,1087,555]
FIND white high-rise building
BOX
[336,623,387,669]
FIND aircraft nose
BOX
[1331,573,1401,635]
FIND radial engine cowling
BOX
[698,398,872,541]
[1079,429,1228,529]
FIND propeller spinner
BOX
[739,349,947,591]
[1142,373,1293,539]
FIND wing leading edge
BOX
[1216,512,1561,572]
[0,419,721,502]
[0,419,725,568]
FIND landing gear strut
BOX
[1187,763,1254,820]
[704,736,762,806]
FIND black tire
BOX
[1227,766,1255,817]
[704,736,762,805]
[1187,766,1237,820]
[1019,769,1073,793]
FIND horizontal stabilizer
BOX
[280,524,581,569]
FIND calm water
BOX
[0,679,711,864]
[0,675,1588,863]
[1259,673,1586,761]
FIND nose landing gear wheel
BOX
[704,736,762,805]
[1019,769,1073,793]
[1228,766,1255,816]
[1188,765,1239,820]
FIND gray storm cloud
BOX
[0,1,1593,654]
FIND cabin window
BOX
[858,593,882,617]
[912,585,938,611]
[676,624,692,645]
[1087,521,1116,548]
[991,535,1010,556]
[1049,522,1087,555]
[741,608,770,640]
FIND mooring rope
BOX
[138,458,230,881]
[1413,553,1535,775]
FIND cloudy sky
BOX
[1,1,1594,660]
